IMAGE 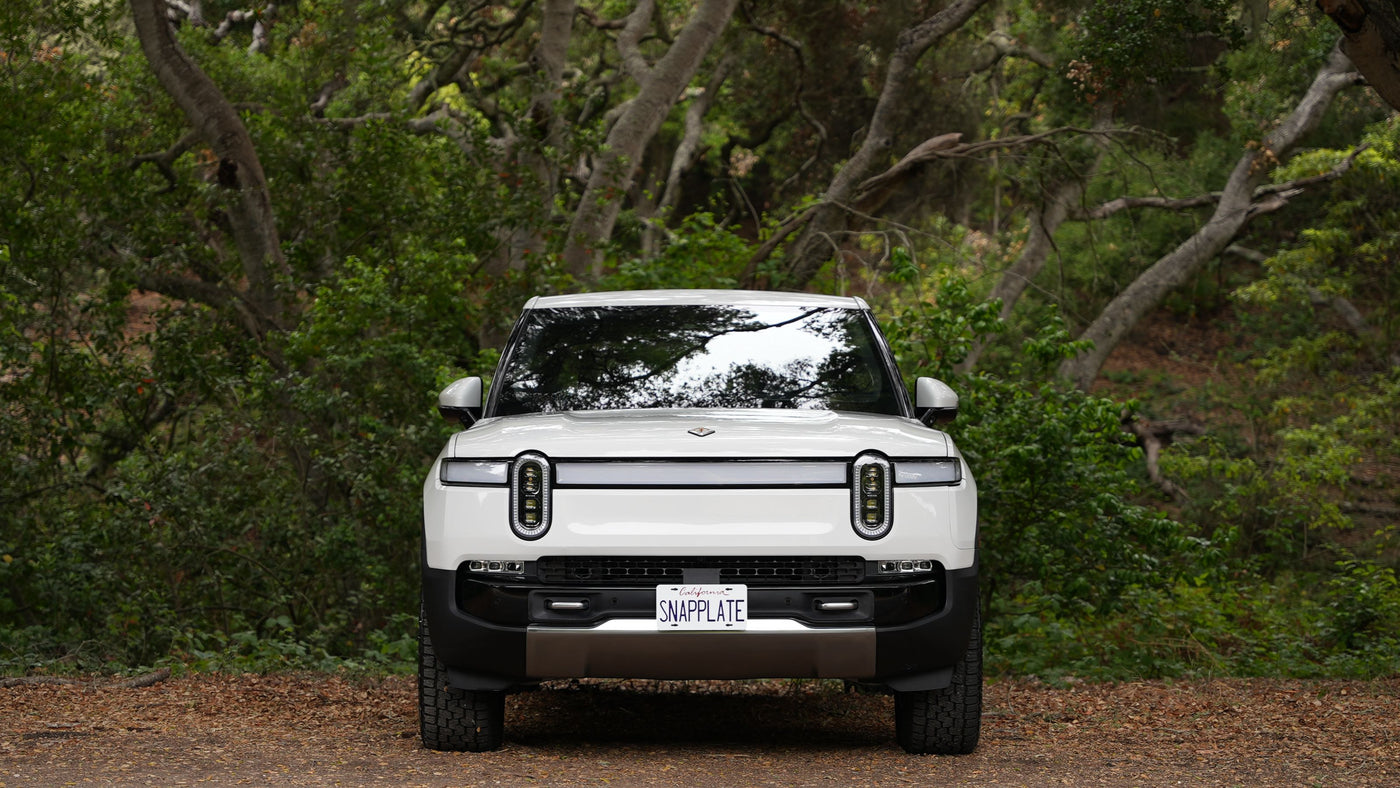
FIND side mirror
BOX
[438,377,483,427]
[914,377,958,426]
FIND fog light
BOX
[465,560,527,576]
[877,559,938,576]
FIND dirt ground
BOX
[2,674,1397,787]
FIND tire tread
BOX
[894,607,983,755]
[418,607,505,752]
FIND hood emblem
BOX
[688,427,715,437]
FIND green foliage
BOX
[987,562,1400,681]
[880,251,1398,680]
[1219,15,1356,147]
[1162,118,1400,575]
[1240,117,1400,351]
[1323,560,1400,673]
[0,5,507,671]
[3,0,1397,687]
[881,268,1214,675]
[882,267,1004,380]
[1162,430,1356,569]
[599,213,747,291]
[169,611,418,675]
[1072,0,1243,99]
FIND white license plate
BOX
[656,584,748,630]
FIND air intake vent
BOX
[536,557,866,586]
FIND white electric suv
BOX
[420,289,980,754]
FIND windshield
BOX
[492,305,903,416]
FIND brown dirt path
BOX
[2,675,1397,786]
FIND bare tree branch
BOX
[406,2,537,112]
[1073,146,1366,220]
[407,44,477,112]
[309,74,348,117]
[738,203,818,283]
[130,0,288,335]
[1126,416,1205,502]
[1058,45,1363,390]
[963,29,1054,74]
[956,109,1116,374]
[562,0,740,278]
[579,4,629,30]
[773,0,995,286]
[742,8,825,198]
[129,129,201,193]
[617,0,657,82]
[204,3,279,52]
[665,61,732,210]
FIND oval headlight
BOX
[511,452,552,540]
[851,453,892,540]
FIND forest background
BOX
[3,0,1399,681]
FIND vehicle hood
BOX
[448,409,955,459]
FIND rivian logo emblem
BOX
[688,427,715,437]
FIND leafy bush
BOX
[880,268,1217,676]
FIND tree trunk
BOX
[1057,46,1361,390]
[956,109,1113,374]
[129,0,287,334]
[777,0,992,288]
[955,179,1083,374]
[562,0,739,280]
[487,0,576,277]
[642,56,731,256]
[1319,0,1400,111]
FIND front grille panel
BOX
[535,556,866,586]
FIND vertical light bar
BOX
[511,452,551,540]
[851,453,893,539]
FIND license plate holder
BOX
[655,584,748,630]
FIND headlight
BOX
[511,452,552,540]
[895,458,962,486]
[851,453,892,540]
[440,459,511,485]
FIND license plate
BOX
[656,584,748,630]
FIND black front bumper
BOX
[422,560,978,693]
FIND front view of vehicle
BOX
[420,290,980,754]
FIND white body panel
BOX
[447,409,953,459]
[525,289,870,310]
[423,409,977,569]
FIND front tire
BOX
[418,605,506,752]
[894,606,982,755]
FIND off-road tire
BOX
[894,607,982,755]
[418,606,506,752]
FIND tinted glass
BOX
[492,305,902,415]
